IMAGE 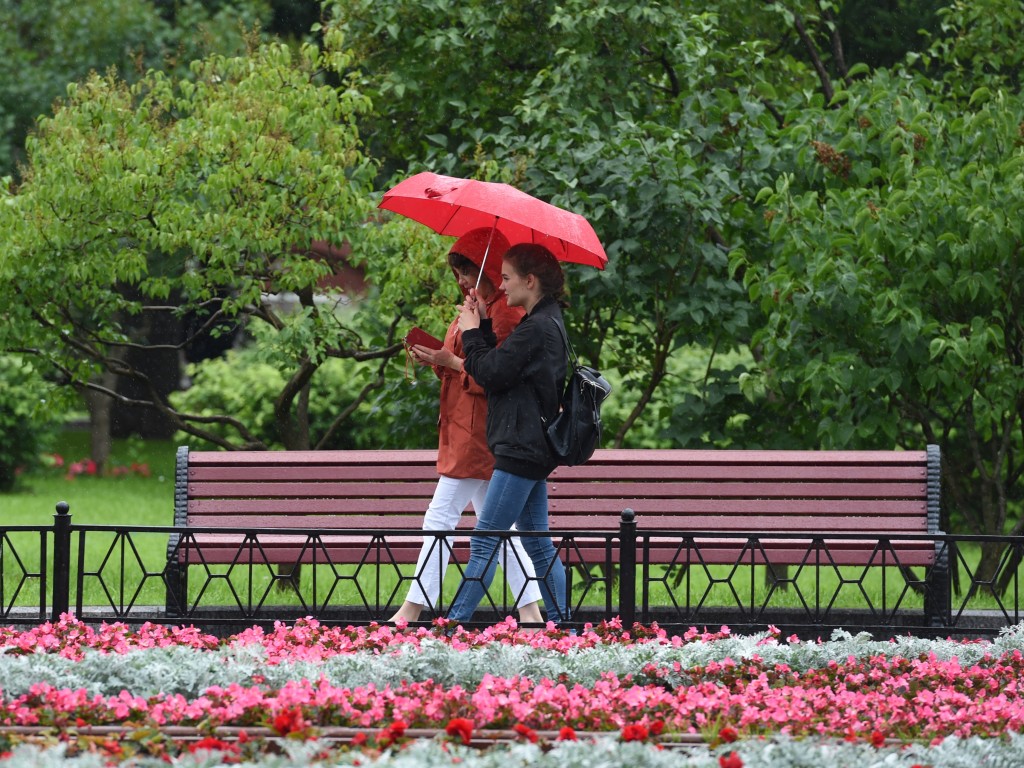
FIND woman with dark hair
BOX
[446,243,570,626]
[390,229,543,624]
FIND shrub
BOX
[0,355,61,491]
[170,342,438,450]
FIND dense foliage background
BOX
[1,0,1022,579]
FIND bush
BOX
[0,355,61,491]
[170,342,439,450]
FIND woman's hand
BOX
[457,289,484,332]
[410,344,463,372]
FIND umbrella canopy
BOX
[378,172,607,270]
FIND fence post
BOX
[51,501,72,621]
[618,508,636,628]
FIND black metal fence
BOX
[3,502,1023,638]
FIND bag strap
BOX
[549,316,578,368]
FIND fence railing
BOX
[3,502,1023,638]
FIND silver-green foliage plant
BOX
[3,719,1024,768]
[8,624,1024,700]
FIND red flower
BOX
[621,723,649,742]
[388,720,408,738]
[719,752,744,768]
[377,720,408,747]
[870,730,885,747]
[446,718,474,745]
[351,732,368,747]
[272,707,305,736]
[513,723,538,743]
[650,719,665,736]
[719,726,739,743]
[188,737,239,755]
[557,726,578,741]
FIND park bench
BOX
[165,444,946,625]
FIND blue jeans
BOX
[447,469,569,625]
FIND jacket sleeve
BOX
[462,299,524,394]
[463,316,551,394]
[432,317,462,382]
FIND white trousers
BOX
[404,475,542,610]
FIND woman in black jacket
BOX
[446,243,570,626]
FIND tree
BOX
[0,0,274,179]
[328,0,829,448]
[0,33,427,453]
[741,0,1024,581]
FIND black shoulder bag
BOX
[544,320,612,466]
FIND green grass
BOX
[2,432,1022,619]
[4,431,177,526]
[2,432,177,612]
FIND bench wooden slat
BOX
[188,496,928,516]
[186,449,439,466]
[185,479,928,501]
[185,514,452,529]
[187,481,444,498]
[185,511,929,531]
[606,515,930,532]
[185,447,928,467]
[188,466,443,482]
[550,466,928,482]
[564,448,930,465]
[188,464,928,484]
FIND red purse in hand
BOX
[404,326,443,350]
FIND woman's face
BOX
[453,265,479,296]
[501,260,532,308]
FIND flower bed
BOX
[3,615,1024,767]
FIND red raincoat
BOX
[435,291,524,479]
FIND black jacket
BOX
[462,296,568,480]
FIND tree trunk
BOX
[83,378,116,474]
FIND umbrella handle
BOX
[474,218,500,292]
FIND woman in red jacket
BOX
[390,229,543,624]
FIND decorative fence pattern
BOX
[2,502,1023,637]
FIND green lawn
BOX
[4,431,176,527]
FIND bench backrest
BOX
[177,445,942,537]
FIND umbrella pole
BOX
[474,218,500,293]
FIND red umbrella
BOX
[378,171,608,270]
